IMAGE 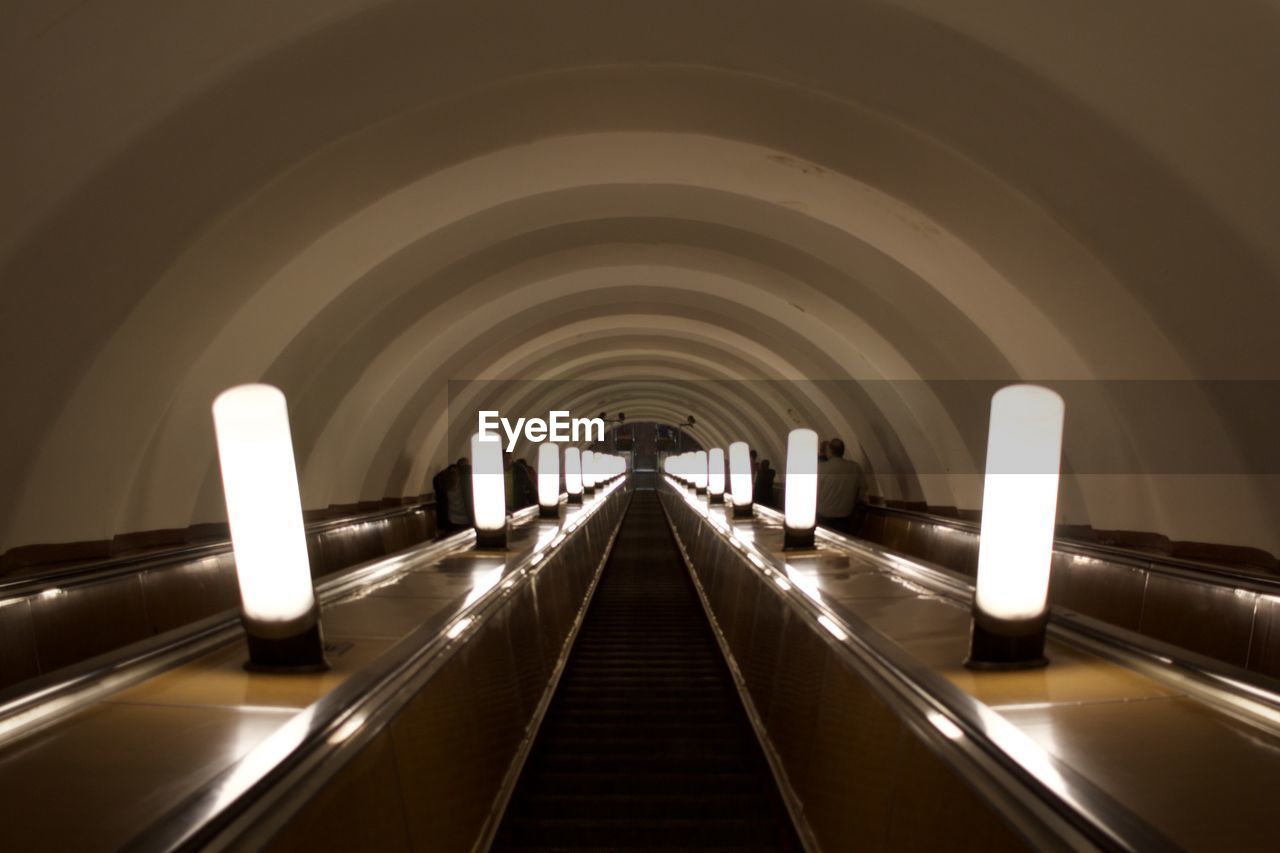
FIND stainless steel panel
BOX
[885,729,1032,852]
[462,610,527,798]
[0,598,39,690]
[796,654,906,852]
[507,583,553,719]
[762,606,827,788]
[1052,553,1146,631]
[1247,594,1280,678]
[30,573,150,672]
[390,652,488,853]
[1138,574,1256,666]
[262,730,411,853]
[139,555,239,634]
[532,559,574,660]
[737,576,784,719]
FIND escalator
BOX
[494,491,800,850]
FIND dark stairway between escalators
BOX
[493,491,801,851]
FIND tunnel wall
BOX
[3,1,1278,559]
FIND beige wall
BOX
[2,1,1278,553]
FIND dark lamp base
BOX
[732,504,754,519]
[783,525,815,550]
[245,622,329,673]
[539,504,560,519]
[475,527,508,550]
[965,611,1049,670]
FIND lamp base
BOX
[245,622,329,673]
[695,486,707,496]
[964,612,1049,670]
[567,492,583,505]
[783,525,815,550]
[709,493,724,504]
[474,527,508,550]
[732,504,754,519]
[539,504,560,519]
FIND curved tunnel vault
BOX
[2,1,1279,557]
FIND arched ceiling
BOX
[2,1,1278,554]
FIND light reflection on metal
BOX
[927,710,965,740]
[463,565,506,607]
[784,564,824,604]
[817,615,847,641]
[446,616,475,639]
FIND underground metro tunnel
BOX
[2,1,1280,850]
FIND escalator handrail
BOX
[119,484,630,853]
[665,481,1178,852]
[0,499,437,600]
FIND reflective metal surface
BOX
[660,479,1176,852]
[0,485,630,851]
[664,478,1280,852]
[0,502,439,691]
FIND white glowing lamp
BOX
[582,450,597,492]
[470,432,507,549]
[967,384,1065,670]
[729,441,753,517]
[693,450,708,493]
[564,446,583,503]
[212,384,326,671]
[538,442,561,518]
[784,428,818,549]
[708,448,726,503]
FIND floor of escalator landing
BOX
[493,491,801,851]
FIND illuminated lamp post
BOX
[470,432,508,549]
[565,447,583,504]
[693,450,708,495]
[212,384,327,672]
[538,442,561,519]
[729,441,753,518]
[966,384,1065,670]
[708,448,726,504]
[783,428,818,550]
[582,450,596,496]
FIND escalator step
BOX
[491,492,800,850]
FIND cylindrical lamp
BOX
[582,450,596,495]
[565,446,583,504]
[729,441,753,518]
[470,433,507,549]
[212,384,326,672]
[966,385,1065,670]
[693,450,708,495]
[538,442,561,518]
[708,448,726,504]
[784,428,818,549]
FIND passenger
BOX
[753,459,775,506]
[749,448,759,478]
[513,457,537,509]
[431,464,453,534]
[504,454,517,510]
[443,467,470,533]
[816,438,864,534]
[455,456,475,526]
[818,440,829,462]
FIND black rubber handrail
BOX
[863,501,1280,595]
[0,499,436,599]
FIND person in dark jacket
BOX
[753,459,776,507]
[512,457,537,509]
[431,464,453,535]
[455,456,475,526]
